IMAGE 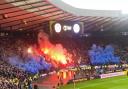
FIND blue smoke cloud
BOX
[88,44,120,65]
[8,55,51,74]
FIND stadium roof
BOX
[0,0,128,33]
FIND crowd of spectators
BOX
[0,58,34,89]
[1,31,128,89]
[0,36,39,89]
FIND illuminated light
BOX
[23,20,27,25]
[44,49,49,54]
[63,26,67,31]
[73,24,80,33]
[27,47,33,54]
[57,72,60,76]
[54,23,61,33]
[61,60,67,64]
[19,28,23,31]
[63,25,72,31]
[63,72,67,79]
[61,0,128,14]
[3,14,8,18]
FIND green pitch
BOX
[59,76,128,89]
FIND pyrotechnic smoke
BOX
[88,44,120,65]
[38,31,73,67]
[8,55,51,74]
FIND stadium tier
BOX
[1,0,128,89]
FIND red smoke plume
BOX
[38,31,73,67]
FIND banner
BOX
[100,72,125,79]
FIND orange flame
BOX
[38,31,73,66]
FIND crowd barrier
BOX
[100,71,127,79]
